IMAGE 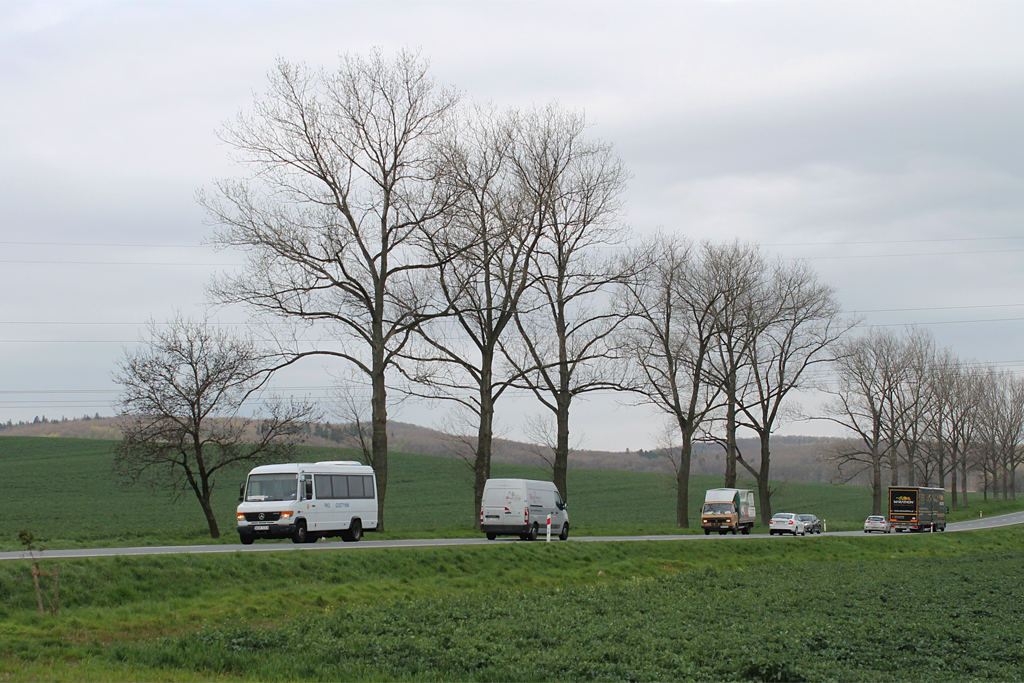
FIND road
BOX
[2,511,1021,562]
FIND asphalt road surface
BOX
[3,510,1021,562]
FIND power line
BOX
[860,316,1024,328]
[801,248,1024,260]
[0,260,236,266]
[763,236,1024,247]
[0,241,208,248]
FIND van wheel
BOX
[292,521,308,544]
[741,526,750,535]
[559,523,569,541]
[527,524,538,541]
[486,533,497,540]
[342,520,363,543]
[239,532,255,545]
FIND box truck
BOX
[480,478,569,541]
[889,486,946,532]
[236,461,378,544]
[701,488,756,535]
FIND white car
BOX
[769,512,806,536]
[864,515,892,533]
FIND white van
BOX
[236,461,378,544]
[480,478,569,541]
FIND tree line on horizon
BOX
[108,50,1022,538]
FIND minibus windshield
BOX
[245,474,298,502]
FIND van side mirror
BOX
[557,501,566,511]
[238,482,245,503]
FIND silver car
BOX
[769,512,806,536]
[863,515,892,533]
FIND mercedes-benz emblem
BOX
[258,513,265,520]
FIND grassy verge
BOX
[1,527,1022,680]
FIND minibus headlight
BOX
[236,513,245,521]
[280,511,294,519]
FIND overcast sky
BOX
[3,1,1024,451]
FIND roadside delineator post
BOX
[547,514,551,542]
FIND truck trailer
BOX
[701,488,756,535]
[889,486,947,532]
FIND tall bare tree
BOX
[113,317,315,538]
[618,234,725,527]
[890,328,936,486]
[202,51,459,528]
[822,328,909,514]
[734,259,850,523]
[701,241,768,487]
[403,105,543,524]
[503,104,630,501]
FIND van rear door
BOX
[484,482,525,525]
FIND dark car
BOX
[798,514,821,534]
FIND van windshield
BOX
[703,503,734,514]
[246,474,297,502]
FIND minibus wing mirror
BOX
[238,482,245,502]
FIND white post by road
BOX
[546,514,551,542]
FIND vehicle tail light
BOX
[788,520,793,525]
[525,506,529,523]
[480,507,484,524]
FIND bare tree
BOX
[202,51,459,528]
[113,317,315,538]
[618,234,724,527]
[701,241,768,488]
[821,328,905,514]
[890,328,936,486]
[974,368,1024,502]
[921,347,967,505]
[734,259,850,524]
[503,104,630,501]
[402,105,542,524]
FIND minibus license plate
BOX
[255,525,269,531]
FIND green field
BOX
[1,436,1020,551]
[1,527,1022,681]
[3,436,1024,681]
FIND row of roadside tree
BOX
[111,50,1019,537]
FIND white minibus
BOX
[236,461,378,544]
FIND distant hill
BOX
[0,416,846,484]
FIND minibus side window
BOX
[315,474,333,499]
[363,475,374,499]
[347,475,364,498]
[331,475,349,499]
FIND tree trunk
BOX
[724,376,737,488]
[950,446,959,509]
[199,493,220,539]
[871,453,882,516]
[757,433,772,525]
[960,460,969,508]
[474,361,495,528]
[677,427,692,528]
[371,352,389,532]
[554,392,570,502]
[871,414,883,516]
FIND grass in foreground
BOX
[1,527,1022,680]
